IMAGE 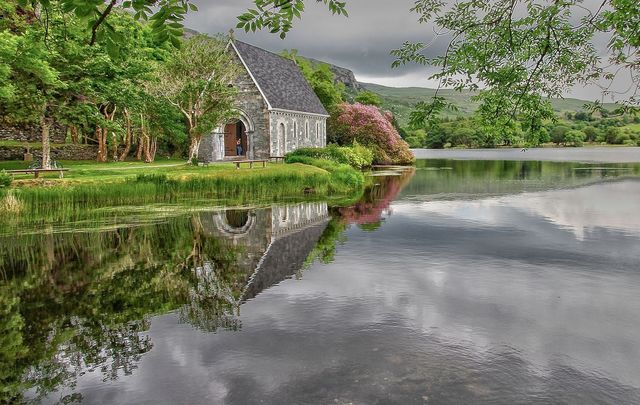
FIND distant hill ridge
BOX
[303,59,615,126]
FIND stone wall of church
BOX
[268,111,327,157]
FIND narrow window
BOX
[305,120,310,140]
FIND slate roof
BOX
[232,40,329,116]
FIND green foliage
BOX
[286,143,374,169]
[284,155,365,192]
[404,128,427,148]
[551,125,571,145]
[386,0,640,131]
[354,90,382,106]
[582,126,601,142]
[328,103,414,165]
[237,0,348,39]
[150,34,240,160]
[563,129,586,147]
[2,164,362,218]
[281,50,345,111]
[19,0,199,57]
[0,171,11,188]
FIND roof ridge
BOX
[233,39,297,66]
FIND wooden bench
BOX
[270,155,285,163]
[6,168,68,178]
[234,159,267,169]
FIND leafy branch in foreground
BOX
[391,0,639,138]
[237,0,347,38]
[17,0,198,55]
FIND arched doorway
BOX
[278,122,286,155]
[224,120,247,157]
[225,209,250,229]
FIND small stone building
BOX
[198,40,328,162]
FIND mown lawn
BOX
[0,159,328,186]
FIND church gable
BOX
[231,40,328,116]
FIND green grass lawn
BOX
[0,159,256,184]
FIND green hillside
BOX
[360,82,620,127]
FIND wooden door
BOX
[224,123,237,156]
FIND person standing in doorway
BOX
[236,138,243,156]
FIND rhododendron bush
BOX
[328,103,414,165]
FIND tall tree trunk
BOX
[187,134,201,163]
[135,135,144,161]
[96,127,108,162]
[140,112,156,163]
[111,131,118,161]
[97,104,116,163]
[40,114,52,169]
[119,108,133,161]
[70,125,79,144]
[144,136,157,163]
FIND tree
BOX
[328,103,414,164]
[150,35,240,162]
[0,2,64,169]
[583,126,601,142]
[281,49,345,111]
[563,129,586,146]
[551,125,570,145]
[355,90,382,107]
[20,0,199,56]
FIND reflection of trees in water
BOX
[0,187,417,403]
[403,160,640,198]
[303,169,416,269]
[337,168,415,228]
[0,217,247,404]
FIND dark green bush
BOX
[0,171,12,188]
[286,143,373,169]
[133,173,175,186]
[285,155,364,192]
[563,130,586,147]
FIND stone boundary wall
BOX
[0,144,97,161]
[0,123,66,143]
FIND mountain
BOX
[360,82,620,127]
[307,58,363,93]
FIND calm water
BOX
[2,159,640,404]
[413,146,640,163]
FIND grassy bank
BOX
[0,159,365,222]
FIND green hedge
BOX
[285,143,374,169]
[0,171,12,188]
[285,155,365,192]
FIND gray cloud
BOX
[187,0,440,79]
[185,0,633,100]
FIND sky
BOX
[185,0,630,101]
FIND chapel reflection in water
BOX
[0,202,331,404]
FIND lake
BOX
[2,157,640,404]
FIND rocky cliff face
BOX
[308,58,362,93]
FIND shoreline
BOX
[0,161,366,220]
[412,147,640,163]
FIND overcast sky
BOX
[186,0,629,101]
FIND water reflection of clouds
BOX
[395,180,640,240]
[45,181,640,404]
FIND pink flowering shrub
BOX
[328,103,414,165]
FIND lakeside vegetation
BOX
[402,109,640,149]
[0,159,368,223]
